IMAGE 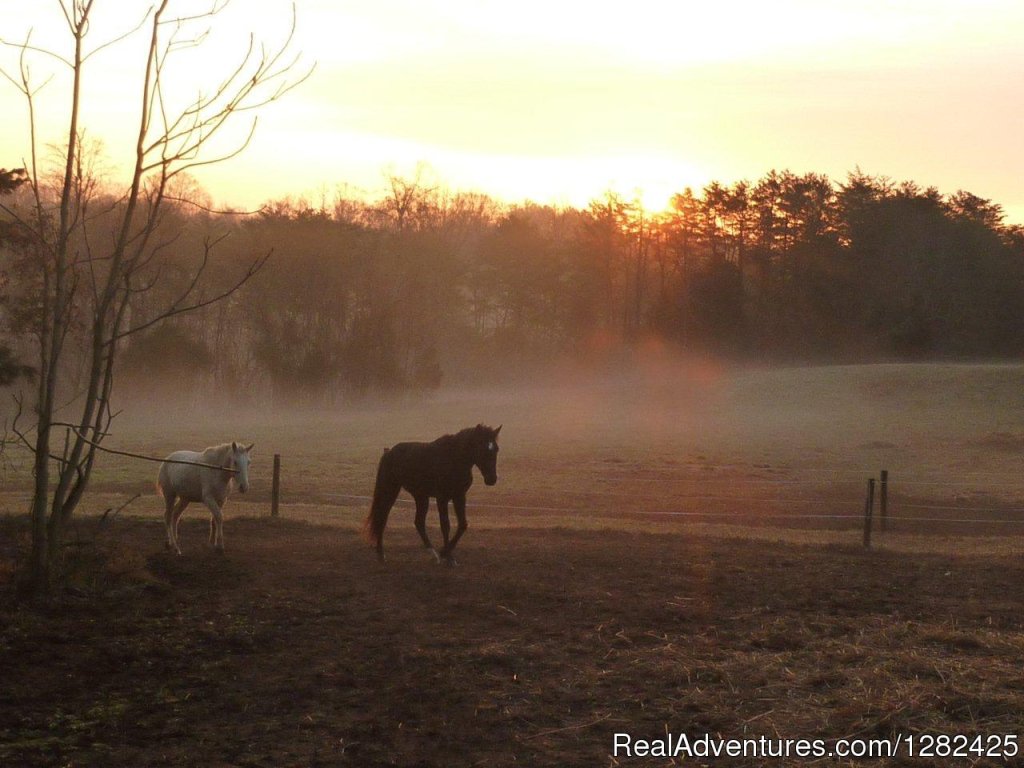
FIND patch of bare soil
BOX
[1,515,1023,767]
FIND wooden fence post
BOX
[271,453,281,518]
[879,469,888,533]
[863,477,875,549]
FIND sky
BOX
[1,0,1023,221]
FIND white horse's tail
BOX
[156,460,173,498]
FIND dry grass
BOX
[1,516,1023,767]
[4,362,1024,556]
[3,363,1024,765]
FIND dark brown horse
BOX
[364,424,501,565]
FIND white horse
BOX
[158,441,253,555]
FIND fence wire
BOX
[310,457,1024,529]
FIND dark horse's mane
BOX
[433,426,479,449]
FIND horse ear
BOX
[246,442,255,453]
[494,424,502,437]
[232,440,238,451]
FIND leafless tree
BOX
[0,0,312,593]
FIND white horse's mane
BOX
[201,443,239,464]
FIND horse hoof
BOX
[446,557,458,568]
[430,549,442,564]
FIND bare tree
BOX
[0,0,311,593]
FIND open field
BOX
[5,361,1024,541]
[2,516,1024,767]
[3,363,1024,765]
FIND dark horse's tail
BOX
[364,448,398,550]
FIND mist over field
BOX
[111,354,1024,467]
[6,358,1024,547]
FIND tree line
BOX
[4,167,1024,405]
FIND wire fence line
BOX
[8,436,1022,538]
[599,475,1024,489]
[24,452,1008,532]
[583,461,1024,480]
[325,492,864,508]
[315,481,1024,528]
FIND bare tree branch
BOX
[0,34,74,69]
[158,0,233,27]
[81,7,153,63]
[108,245,271,345]
[3,0,310,592]
[161,195,265,216]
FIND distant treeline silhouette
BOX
[3,168,1023,400]
[0,167,33,387]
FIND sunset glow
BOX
[1,0,1023,220]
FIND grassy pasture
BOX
[3,363,1024,766]
[5,361,1024,547]
[1,517,1024,767]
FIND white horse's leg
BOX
[163,492,177,550]
[203,496,225,553]
[171,499,189,555]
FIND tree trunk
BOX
[29,426,51,593]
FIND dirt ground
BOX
[2,513,1023,767]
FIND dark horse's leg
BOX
[440,494,468,566]
[438,497,451,555]
[414,494,441,563]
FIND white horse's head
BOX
[231,441,254,493]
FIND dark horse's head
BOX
[469,423,501,486]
